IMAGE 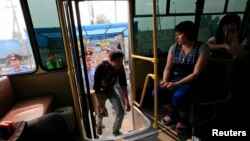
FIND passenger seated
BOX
[207,13,247,59]
[152,21,209,133]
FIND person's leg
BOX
[153,84,178,125]
[96,95,107,135]
[20,113,73,141]
[172,84,193,133]
[115,82,125,109]
[107,90,125,135]
[172,84,193,118]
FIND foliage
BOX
[95,14,111,24]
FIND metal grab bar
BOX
[133,73,156,107]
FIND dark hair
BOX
[175,21,196,41]
[109,50,124,61]
[216,13,242,44]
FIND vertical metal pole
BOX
[56,0,85,140]
[152,0,159,128]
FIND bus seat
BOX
[190,58,233,131]
[0,76,54,122]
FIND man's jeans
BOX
[96,88,125,132]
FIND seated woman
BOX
[153,21,209,133]
[0,113,74,141]
[207,13,247,59]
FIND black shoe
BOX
[97,126,102,135]
[112,130,123,136]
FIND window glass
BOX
[198,14,224,42]
[135,0,166,15]
[228,0,247,12]
[134,16,195,56]
[170,0,196,13]
[27,0,66,70]
[203,0,225,13]
[0,0,36,75]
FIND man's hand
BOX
[0,121,16,139]
[125,99,131,112]
[98,105,108,117]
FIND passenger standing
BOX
[94,50,130,136]
[154,21,209,133]
[46,52,65,69]
[7,54,31,74]
[103,47,112,61]
[85,51,95,89]
[103,47,125,110]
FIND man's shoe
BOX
[112,130,123,136]
[97,126,102,135]
[101,124,105,128]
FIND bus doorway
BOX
[57,0,150,140]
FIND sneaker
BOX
[161,114,177,125]
[175,122,188,134]
[97,126,102,135]
[112,130,123,136]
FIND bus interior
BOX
[0,0,250,141]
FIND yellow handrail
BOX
[133,73,156,107]
[130,0,159,128]
[132,54,155,63]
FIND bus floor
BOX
[95,97,134,139]
[139,104,192,141]
[95,101,192,141]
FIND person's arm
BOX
[208,44,228,50]
[121,86,130,111]
[93,64,108,116]
[119,65,130,111]
[161,45,174,87]
[173,44,209,88]
[230,32,245,58]
[162,51,173,82]
[0,121,16,140]
[207,36,228,50]
[207,34,245,59]
[94,65,104,105]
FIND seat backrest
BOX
[195,58,233,103]
[0,76,16,118]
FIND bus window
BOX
[198,0,247,43]
[204,0,247,13]
[134,0,197,56]
[135,0,166,15]
[228,0,248,12]
[27,0,66,70]
[0,0,36,76]
[169,0,196,13]
[134,16,195,56]
[203,0,225,13]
